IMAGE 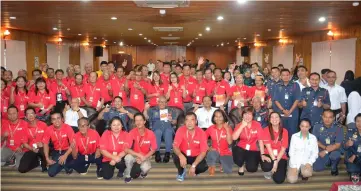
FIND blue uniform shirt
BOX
[312,122,343,148]
[300,87,331,126]
[148,106,176,130]
[253,107,268,128]
[344,128,361,157]
[103,108,129,131]
[273,81,301,116]
[266,79,282,99]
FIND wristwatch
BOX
[324,150,329,154]
[191,164,196,168]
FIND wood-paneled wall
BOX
[195,46,237,69]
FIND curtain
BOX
[311,41,331,74]
[46,43,69,72]
[272,45,294,69]
[250,47,263,65]
[1,40,27,73]
[80,46,94,72]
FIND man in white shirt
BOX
[295,66,310,91]
[194,96,217,130]
[319,69,330,88]
[63,98,87,132]
[324,70,347,122]
[147,59,155,74]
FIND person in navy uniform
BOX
[266,67,282,110]
[274,69,301,137]
[312,109,343,176]
[252,96,268,128]
[343,113,361,178]
[300,72,331,127]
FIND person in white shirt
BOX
[194,96,217,130]
[63,98,87,132]
[324,70,347,122]
[295,66,310,91]
[346,91,361,125]
[287,118,318,183]
[319,69,330,88]
[147,59,155,74]
[250,63,263,80]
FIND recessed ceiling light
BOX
[243,37,247,40]
[217,16,224,21]
[9,16,16,20]
[78,33,82,36]
[195,38,198,40]
[353,2,359,6]
[144,37,147,39]
[221,43,224,46]
[168,34,172,36]
[139,33,143,36]
[205,27,211,31]
[318,17,326,22]
[128,28,133,31]
[148,40,151,42]
[256,34,260,36]
[237,0,247,4]
[227,42,229,44]
[198,33,202,37]
[113,41,116,44]
[235,40,237,42]
[267,29,271,32]
[119,41,124,46]
[105,40,108,42]
[67,28,70,31]
[280,29,284,31]
[160,9,166,15]
[111,17,117,20]
[94,37,97,39]
[53,27,58,30]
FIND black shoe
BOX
[65,168,73,175]
[163,152,170,163]
[238,171,244,176]
[155,151,161,163]
[140,173,148,179]
[96,168,103,180]
[41,167,48,173]
[117,170,124,178]
[331,169,339,176]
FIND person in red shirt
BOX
[1,105,28,168]
[98,71,113,105]
[160,62,171,85]
[52,69,71,113]
[43,111,75,177]
[147,71,168,107]
[18,107,47,173]
[82,72,103,111]
[1,79,10,120]
[125,70,148,112]
[70,117,102,179]
[3,70,15,94]
[124,113,157,183]
[46,68,56,87]
[140,65,151,84]
[193,70,208,105]
[212,68,230,110]
[166,72,186,110]
[259,112,289,184]
[83,63,93,84]
[10,76,29,118]
[206,109,233,175]
[111,66,127,105]
[65,66,76,87]
[249,75,269,107]
[28,78,56,121]
[203,68,216,96]
[69,74,85,106]
[27,69,43,93]
[232,107,263,176]
[179,64,197,112]
[229,74,251,110]
[99,117,131,180]
[173,112,208,182]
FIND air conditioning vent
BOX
[153,27,183,32]
[164,42,179,44]
[133,0,190,8]
[161,37,180,40]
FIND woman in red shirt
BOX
[232,107,263,176]
[166,72,186,110]
[10,76,29,118]
[249,75,268,107]
[28,78,55,121]
[259,112,289,184]
[147,71,167,107]
[228,74,251,109]
[1,79,10,120]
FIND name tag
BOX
[89,97,93,102]
[257,117,261,122]
[10,139,15,146]
[119,92,123,97]
[20,105,25,111]
[174,98,179,103]
[196,96,200,101]
[246,144,250,151]
[357,145,361,153]
[186,149,191,156]
[134,94,139,100]
[313,100,318,106]
[113,152,118,155]
[285,94,289,100]
[273,149,278,156]
[32,143,38,149]
[325,138,330,145]
[85,155,88,161]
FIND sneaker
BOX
[117,170,124,178]
[176,168,186,182]
[96,168,103,180]
[140,173,148,179]
[331,169,339,176]
[4,157,16,167]
[264,172,272,180]
[66,168,73,175]
[80,164,91,175]
[155,151,161,163]
[124,177,132,183]
[163,152,170,163]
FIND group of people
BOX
[1,58,360,184]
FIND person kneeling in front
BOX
[287,119,318,183]
[124,113,157,183]
[70,117,102,179]
[173,112,209,182]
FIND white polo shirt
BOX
[296,78,310,91]
[195,107,217,129]
[289,132,319,169]
[64,108,88,127]
[324,84,347,110]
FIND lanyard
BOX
[172,84,179,97]
[186,130,196,149]
[89,84,96,97]
[244,126,252,142]
[214,81,222,94]
[215,128,224,148]
[273,132,280,144]
[75,86,82,96]
[39,91,47,103]
[9,122,20,138]
[138,136,145,147]
[54,130,63,149]
[111,134,117,151]
[17,90,25,103]
[80,136,89,154]
[116,80,123,92]
[28,123,38,139]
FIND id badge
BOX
[89,97,93,102]
[56,93,63,102]
[119,92,123,97]
[112,152,117,156]
[313,100,318,107]
[134,94,139,100]
[85,155,89,162]
[196,96,200,102]
[19,104,25,111]
[284,94,289,100]
[273,149,278,156]
[245,144,250,151]
[325,138,330,145]
[174,98,179,103]
[9,139,15,146]
[32,143,38,149]
[257,117,261,122]
[357,145,361,153]
[186,149,191,156]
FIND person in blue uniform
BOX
[253,96,268,128]
[266,67,282,110]
[344,113,361,178]
[300,72,331,127]
[312,109,343,176]
[274,69,301,137]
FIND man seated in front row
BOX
[173,112,208,182]
[70,117,102,179]
[63,98,87,133]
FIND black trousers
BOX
[232,146,260,172]
[96,120,107,136]
[18,148,46,173]
[260,154,287,184]
[173,152,208,175]
[102,157,126,180]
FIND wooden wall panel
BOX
[195,46,237,69]
[69,43,80,65]
[136,46,156,65]
[106,46,137,66]
[186,47,196,63]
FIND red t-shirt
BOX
[249,86,268,104]
[1,90,10,120]
[193,80,208,104]
[83,73,90,84]
[22,120,47,152]
[111,77,128,105]
[50,80,69,102]
[160,73,170,85]
[28,90,56,115]
[261,127,289,160]
[99,130,131,162]
[98,80,113,103]
[173,126,208,157]
[234,121,263,151]
[167,84,184,110]
[64,77,76,88]
[73,129,100,155]
[147,83,168,107]
[1,120,28,151]
[203,79,216,96]
[128,81,148,112]
[211,80,230,103]
[228,85,251,109]
[69,84,85,106]
[42,123,75,151]
[12,89,29,118]
[46,78,57,89]
[179,76,197,102]
[83,83,102,108]
[206,125,233,156]
[129,128,157,155]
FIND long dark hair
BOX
[35,78,49,95]
[107,116,126,131]
[15,76,28,94]
[268,112,283,141]
[151,71,163,86]
[170,72,179,84]
[343,70,354,81]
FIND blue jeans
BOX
[70,153,102,174]
[313,150,341,172]
[153,125,174,152]
[48,150,73,177]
